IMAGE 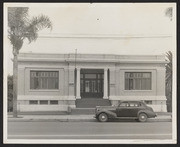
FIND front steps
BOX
[70,98,111,115]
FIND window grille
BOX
[125,72,151,90]
[29,100,38,105]
[50,100,58,105]
[39,100,48,105]
[30,71,59,89]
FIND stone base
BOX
[17,98,76,112]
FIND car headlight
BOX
[96,108,100,112]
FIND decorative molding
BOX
[109,96,167,100]
[18,95,76,100]
[18,53,167,64]
[38,33,172,39]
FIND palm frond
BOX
[24,15,52,43]
[8,7,29,31]
[8,7,52,48]
[30,15,52,30]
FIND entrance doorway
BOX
[80,69,103,98]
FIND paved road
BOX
[8,121,172,139]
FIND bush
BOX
[8,75,13,112]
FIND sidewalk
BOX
[8,113,172,122]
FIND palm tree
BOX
[8,75,13,112]
[165,7,172,21]
[165,51,172,112]
[164,7,173,112]
[8,7,52,117]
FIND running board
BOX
[113,117,138,119]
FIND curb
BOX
[8,118,97,122]
[147,118,172,122]
[8,118,172,122]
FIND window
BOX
[144,100,152,105]
[125,72,151,90]
[39,100,48,105]
[30,71,59,90]
[129,102,139,107]
[50,100,58,105]
[80,80,83,92]
[139,102,146,107]
[85,74,96,79]
[119,102,129,107]
[29,100,38,105]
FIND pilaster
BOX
[76,67,81,99]
[103,68,108,99]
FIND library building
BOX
[17,53,167,113]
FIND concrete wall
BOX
[18,61,68,96]
[109,63,166,97]
[17,98,75,112]
[17,59,76,112]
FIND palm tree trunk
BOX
[13,47,18,117]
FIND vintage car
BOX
[95,101,157,122]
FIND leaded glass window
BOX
[125,72,151,90]
[30,71,59,89]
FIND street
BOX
[8,121,172,139]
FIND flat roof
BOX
[18,53,167,64]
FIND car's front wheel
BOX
[138,113,148,122]
[98,113,108,122]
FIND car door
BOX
[128,102,140,117]
[116,102,129,117]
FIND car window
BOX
[139,102,142,106]
[119,102,129,107]
[139,102,146,107]
[129,102,139,107]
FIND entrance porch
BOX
[75,68,109,99]
[74,68,111,108]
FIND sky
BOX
[4,3,176,74]
[27,3,173,35]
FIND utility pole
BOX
[75,49,77,70]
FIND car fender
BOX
[137,110,148,117]
[98,110,117,118]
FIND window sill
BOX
[29,89,60,92]
[124,90,152,92]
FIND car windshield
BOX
[140,102,147,107]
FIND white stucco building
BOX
[17,52,167,112]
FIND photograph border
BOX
[2,1,178,145]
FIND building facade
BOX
[17,53,167,112]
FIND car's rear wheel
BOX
[98,113,108,122]
[138,113,148,122]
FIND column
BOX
[76,67,81,99]
[68,67,75,99]
[109,68,116,97]
[64,68,69,96]
[103,68,108,99]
